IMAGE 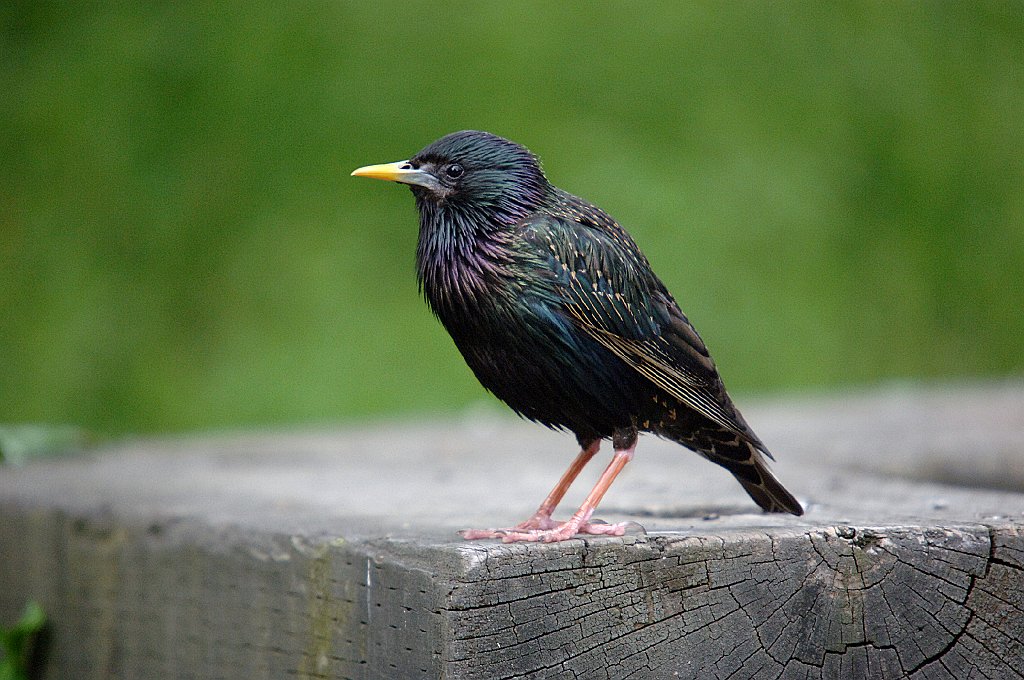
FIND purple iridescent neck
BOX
[414,178,549,316]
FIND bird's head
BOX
[352,130,550,224]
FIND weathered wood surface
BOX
[1,383,1023,679]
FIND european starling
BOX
[353,130,803,543]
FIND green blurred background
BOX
[2,3,1022,435]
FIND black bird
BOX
[353,131,803,542]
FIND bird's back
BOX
[423,189,732,439]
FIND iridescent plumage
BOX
[353,130,802,542]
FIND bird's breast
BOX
[428,284,657,437]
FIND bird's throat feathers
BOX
[415,198,522,315]
[409,130,551,318]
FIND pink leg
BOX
[461,440,637,543]
[500,444,636,543]
[513,438,602,530]
[459,439,600,539]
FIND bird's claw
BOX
[510,514,560,531]
[460,520,629,543]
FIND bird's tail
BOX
[665,423,804,516]
[734,456,803,516]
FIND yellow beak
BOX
[351,160,437,189]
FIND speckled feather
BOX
[400,131,801,516]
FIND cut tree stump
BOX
[1,383,1023,679]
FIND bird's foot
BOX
[500,520,629,543]
[511,512,560,531]
[459,519,629,543]
[457,511,560,539]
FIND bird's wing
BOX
[518,213,758,443]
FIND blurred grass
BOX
[1,2,1022,434]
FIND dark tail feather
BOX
[735,459,804,516]
[666,423,804,516]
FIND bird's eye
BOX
[444,163,464,179]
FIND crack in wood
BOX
[439,525,1023,679]
[2,396,1023,680]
